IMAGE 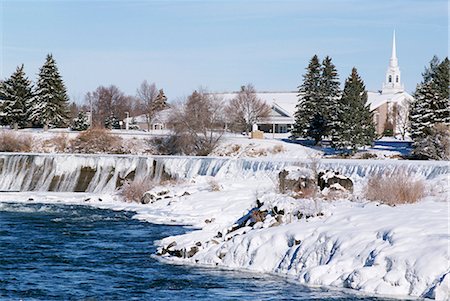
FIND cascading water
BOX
[0,153,448,193]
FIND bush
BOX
[69,128,125,154]
[0,131,33,152]
[145,136,179,155]
[120,178,155,203]
[365,172,425,205]
[207,178,221,191]
[71,112,90,131]
[48,133,71,152]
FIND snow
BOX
[0,152,448,300]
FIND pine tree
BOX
[71,112,89,131]
[151,89,168,114]
[0,64,33,129]
[293,55,341,144]
[410,56,449,140]
[410,56,449,159]
[293,55,321,140]
[433,58,449,124]
[410,82,438,139]
[320,56,341,139]
[333,67,375,152]
[421,55,440,84]
[29,54,70,129]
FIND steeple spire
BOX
[382,30,403,94]
[390,30,398,67]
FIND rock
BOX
[28,198,34,201]
[279,166,316,195]
[195,241,202,247]
[140,192,155,204]
[182,191,190,197]
[167,241,177,249]
[318,170,353,192]
[186,246,198,258]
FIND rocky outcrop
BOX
[278,166,316,196]
[318,170,353,192]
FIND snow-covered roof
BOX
[217,91,299,117]
[367,90,414,111]
[126,108,172,124]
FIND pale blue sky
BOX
[1,0,448,102]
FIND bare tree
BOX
[225,84,271,135]
[85,85,134,128]
[168,89,225,155]
[395,99,411,140]
[136,80,167,131]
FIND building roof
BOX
[367,90,414,111]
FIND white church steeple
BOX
[382,31,404,94]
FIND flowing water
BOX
[0,202,397,301]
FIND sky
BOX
[1,0,448,103]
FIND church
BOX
[219,32,414,138]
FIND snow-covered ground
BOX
[2,127,410,159]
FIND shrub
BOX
[365,172,425,205]
[71,112,89,131]
[48,133,71,152]
[207,178,221,191]
[270,144,285,154]
[359,152,378,159]
[120,178,155,203]
[0,131,33,152]
[145,136,179,155]
[69,128,125,154]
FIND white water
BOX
[0,153,448,193]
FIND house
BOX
[124,108,172,131]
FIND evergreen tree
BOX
[320,56,341,139]
[293,55,321,139]
[29,54,70,129]
[0,64,33,129]
[333,67,375,152]
[433,57,449,123]
[293,55,341,144]
[104,114,120,129]
[421,55,440,84]
[410,57,449,140]
[151,89,168,114]
[71,112,89,131]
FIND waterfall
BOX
[0,153,448,193]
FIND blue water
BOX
[0,202,395,301]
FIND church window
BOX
[396,75,399,83]
[388,75,392,83]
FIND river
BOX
[0,201,398,301]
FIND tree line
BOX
[0,55,170,131]
[1,53,448,159]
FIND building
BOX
[369,31,414,136]
[124,108,172,131]
[218,31,413,137]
